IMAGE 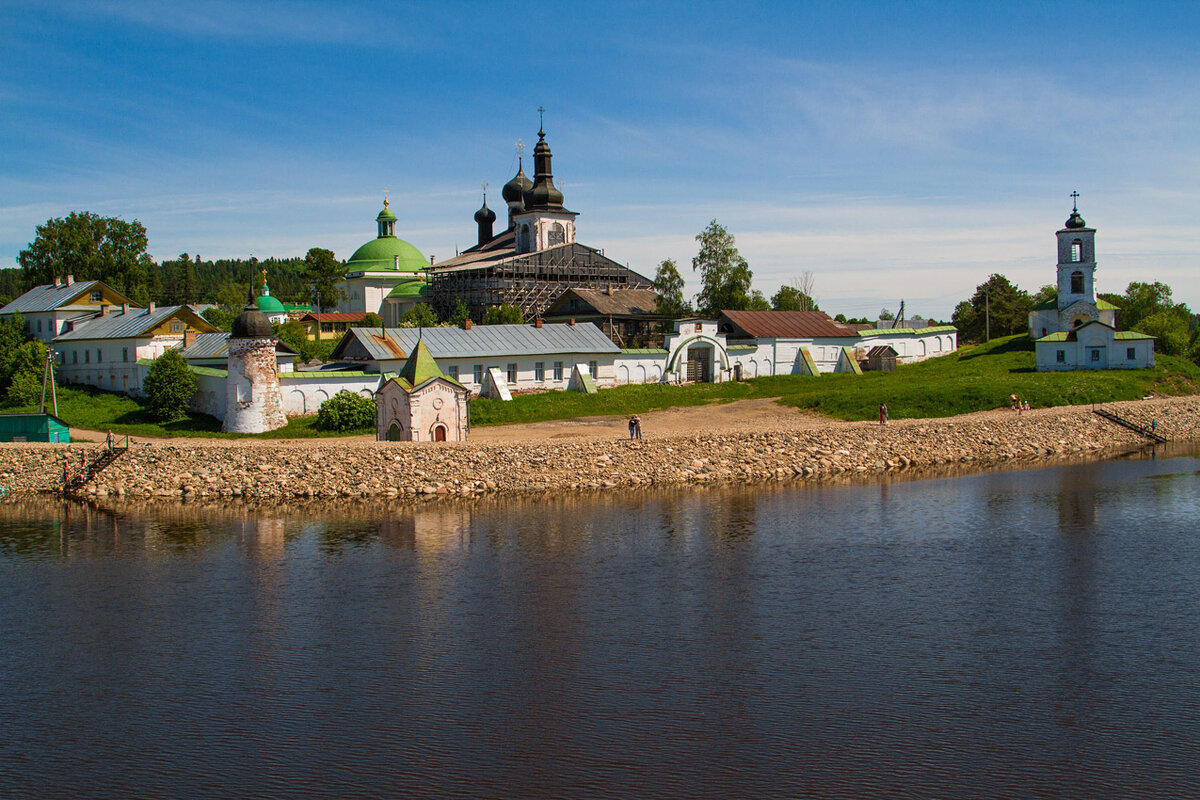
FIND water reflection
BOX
[1,444,1199,799]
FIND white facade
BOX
[376,378,469,442]
[1035,322,1155,371]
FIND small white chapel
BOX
[1029,196,1155,371]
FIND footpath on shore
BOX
[0,395,1195,501]
[1,396,1196,501]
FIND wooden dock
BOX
[63,435,131,494]
[1093,407,1168,444]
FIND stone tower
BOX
[1056,195,1098,314]
[223,304,287,433]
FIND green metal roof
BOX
[394,338,463,390]
[1114,330,1154,340]
[347,235,426,273]
[387,279,430,298]
[858,325,957,336]
[620,348,668,354]
[256,294,286,314]
[376,204,397,222]
[1036,331,1070,342]
[1032,297,1119,311]
[1097,299,1119,310]
[1031,299,1056,311]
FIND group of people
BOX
[628,415,642,439]
[1010,394,1031,413]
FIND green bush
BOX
[142,349,197,421]
[316,390,375,432]
[4,340,48,406]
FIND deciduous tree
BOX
[400,304,437,328]
[952,274,1031,342]
[482,304,523,325]
[692,220,753,317]
[301,247,346,312]
[653,258,688,322]
[142,349,197,422]
[18,212,155,302]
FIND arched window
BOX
[1071,270,1084,294]
[1071,239,1083,262]
[548,222,565,246]
[520,225,532,252]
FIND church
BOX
[427,118,654,321]
[1029,198,1154,371]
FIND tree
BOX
[1031,284,1057,308]
[18,212,155,301]
[447,299,471,327]
[0,313,29,387]
[772,284,819,312]
[142,349,197,422]
[747,290,771,310]
[354,312,383,328]
[4,340,48,407]
[952,274,1031,342]
[316,390,375,432]
[692,220,753,316]
[213,281,250,313]
[653,258,688,322]
[202,307,234,332]
[275,319,319,364]
[1134,311,1190,356]
[302,247,346,312]
[1118,281,1183,330]
[400,304,437,328]
[482,304,523,325]
[879,308,895,321]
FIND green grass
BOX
[1,384,372,439]
[470,336,1200,426]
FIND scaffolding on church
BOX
[430,243,653,321]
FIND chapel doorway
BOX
[433,424,447,442]
[686,345,712,382]
[387,423,403,441]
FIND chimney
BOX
[148,301,155,314]
[122,303,129,314]
[463,318,472,330]
[606,284,613,296]
[183,328,197,348]
[66,274,74,286]
[394,255,400,269]
[535,317,543,328]
[101,304,111,316]
[53,276,61,288]
[569,318,575,326]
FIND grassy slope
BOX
[7,336,1198,436]
[471,336,1200,426]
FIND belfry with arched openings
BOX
[1029,195,1154,370]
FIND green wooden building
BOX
[0,413,70,443]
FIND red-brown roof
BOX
[301,312,371,323]
[719,310,859,339]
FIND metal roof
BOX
[301,312,371,322]
[53,305,216,341]
[334,323,621,362]
[0,280,104,314]
[719,310,860,339]
[545,287,660,317]
[177,332,299,359]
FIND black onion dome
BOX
[1065,209,1087,229]
[502,161,532,205]
[231,305,273,338]
[474,199,497,224]
[524,130,566,210]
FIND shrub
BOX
[142,349,197,422]
[481,303,523,325]
[316,390,375,432]
[4,339,48,406]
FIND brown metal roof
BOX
[301,312,371,323]
[545,287,660,317]
[719,310,859,339]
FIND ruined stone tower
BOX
[223,304,287,433]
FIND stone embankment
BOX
[0,398,1196,501]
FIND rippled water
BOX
[2,445,1200,799]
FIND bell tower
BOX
[511,109,578,254]
[1056,191,1097,311]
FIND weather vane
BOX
[481,180,488,201]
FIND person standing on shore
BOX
[629,415,637,440]
[633,415,642,439]
[879,402,888,425]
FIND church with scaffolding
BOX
[429,120,655,323]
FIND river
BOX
[1,444,1199,799]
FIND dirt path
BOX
[64,397,1067,447]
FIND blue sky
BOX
[3,0,1198,319]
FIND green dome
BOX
[377,205,397,222]
[347,235,427,273]
[387,278,431,299]
[256,294,287,314]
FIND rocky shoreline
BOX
[1,397,1197,502]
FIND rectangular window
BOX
[553,361,564,381]
[122,348,128,362]
[1091,349,1101,362]
[171,321,185,332]
[589,360,598,378]
[447,365,459,381]
[90,290,103,302]
[97,349,102,362]
[321,322,333,332]
[85,350,89,364]
[1056,350,1065,363]
[506,363,517,384]
[534,361,544,381]
[36,319,42,333]
[473,365,483,384]
[73,351,78,364]
[1127,347,1136,360]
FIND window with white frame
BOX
[553,361,564,381]
[473,365,483,384]
[506,363,517,384]
[534,361,545,381]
